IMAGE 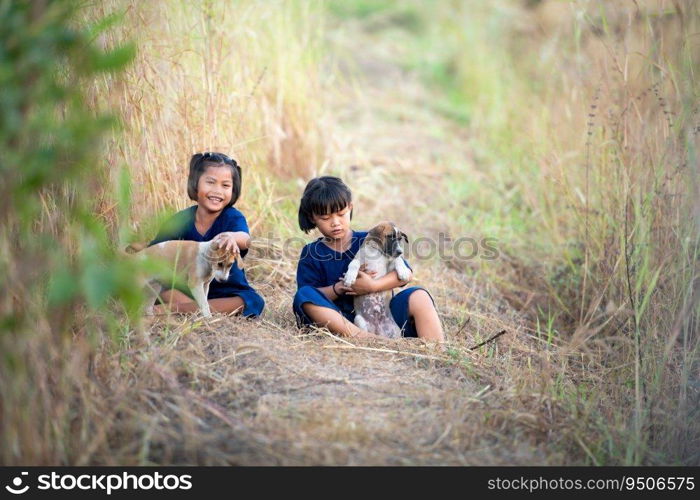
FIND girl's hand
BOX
[337,265,378,296]
[333,282,354,296]
[343,270,378,296]
[214,233,240,256]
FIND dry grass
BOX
[88,280,563,465]
[3,0,698,466]
[86,0,329,239]
[76,0,642,464]
[86,0,700,465]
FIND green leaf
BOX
[48,267,79,306]
[88,43,136,72]
[81,262,117,309]
[86,10,127,41]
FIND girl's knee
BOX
[408,288,434,310]
[301,302,342,321]
[302,302,329,315]
[220,297,246,315]
[160,288,193,305]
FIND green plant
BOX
[0,0,135,464]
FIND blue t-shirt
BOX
[149,206,256,298]
[296,230,411,318]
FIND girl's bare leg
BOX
[155,289,245,315]
[302,303,378,339]
[408,289,445,342]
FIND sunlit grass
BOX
[2,0,697,465]
[329,0,699,463]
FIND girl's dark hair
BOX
[298,176,353,233]
[187,152,242,206]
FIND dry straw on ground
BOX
[3,0,697,466]
[95,286,558,465]
[91,0,699,465]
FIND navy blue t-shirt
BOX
[149,206,257,298]
[296,230,411,318]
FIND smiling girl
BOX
[149,152,264,317]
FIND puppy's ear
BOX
[400,232,409,244]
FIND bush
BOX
[0,0,135,464]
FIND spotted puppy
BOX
[127,236,241,318]
[343,222,411,338]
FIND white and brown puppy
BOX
[343,222,411,338]
[127,237,240,318]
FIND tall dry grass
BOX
[408,0,700,463]
[2,0,331,465]
[514,1,699,464]
[324,0,699,463]
[86,0,329,241]
[3,0,698,465]
[0,0,142,464]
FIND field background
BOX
[1,0,699,465]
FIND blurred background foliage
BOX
[0,0,140,463]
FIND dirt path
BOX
[122,17,576,466]
[128,311,548,465]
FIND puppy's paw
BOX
[354,315,368,331]
[343,270,358,287]
[395,260,411,281]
